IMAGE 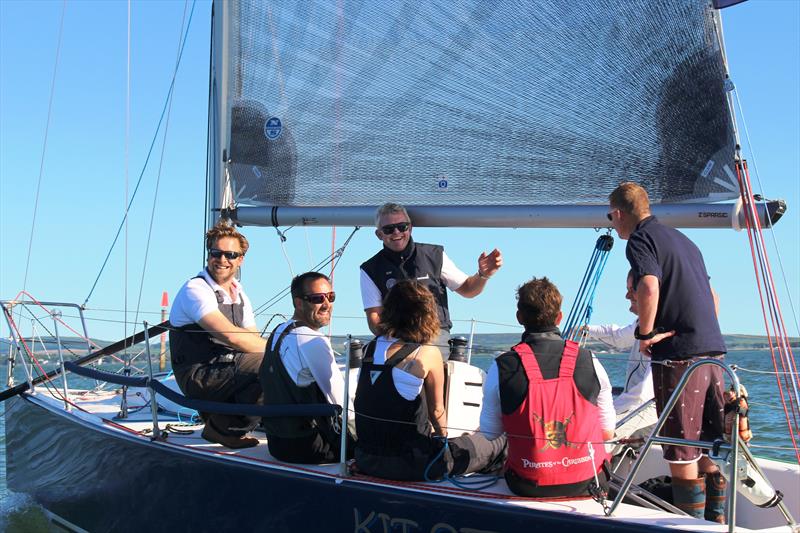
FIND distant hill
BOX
[2,332,796,362]
[330,332,799,356]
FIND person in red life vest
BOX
[354,281,506,481]
[479,277,615,497]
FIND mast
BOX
[207,0,232,230]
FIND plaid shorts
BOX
[652,355,725,462]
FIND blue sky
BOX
[1,0,798,344]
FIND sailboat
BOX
[2,0,798,531]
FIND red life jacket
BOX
[501,340,609,486]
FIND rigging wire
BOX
[132,0,192,337]
[273,225,296,278]
[562,232,614,341]
[732,89,800,337]
[124,0,131,350]
[253,226,361,317]
[82,0,198,308]
[735,160,800,464]
[21,0,67,305]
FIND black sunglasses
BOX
[208,248,243,260]
[302,292,336,304]
[380,222,410,235]
[606,209,619,222]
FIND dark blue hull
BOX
[5,394,664,532]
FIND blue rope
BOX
[423,437,500,491]
[563,233,614,340]
[84,0,198,306]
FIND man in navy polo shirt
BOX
[608,182,727,523]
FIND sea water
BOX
[1,344,797,529]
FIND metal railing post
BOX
[2,302,17,387]
[143,322,163,440]
[606,359,747,531]
[52,311,70,411]
[467,318,476,364]
[339,334,352,476]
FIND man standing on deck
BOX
[360,202,502,357]
[259,272,355,464]
[169,221,267,449]
[608,182,728,523]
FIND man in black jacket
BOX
[360,202,502,356]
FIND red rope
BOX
[3,304,65,400]
[11,290,127,365]
[735,161,800,464]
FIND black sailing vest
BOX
[360,240,452,330]
[169,274,245,371]
[259,321,338,440]
[354,339,445,480]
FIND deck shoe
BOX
[201,424,259,449]
[671,476,706,519]
[704,471,727,524]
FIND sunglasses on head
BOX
[380,222,410,235]
[302,292,336,304]
[208,248,243,260]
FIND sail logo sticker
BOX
[264,117,282,140]
[701,160,715,177]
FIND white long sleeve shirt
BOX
[270,320,353,413]
[585,320,654,415]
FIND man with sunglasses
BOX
[169,221,267,449]
[259,272,355,464]
[608,182,727,523]
[360,202,502,357]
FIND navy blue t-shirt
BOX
[626,216,726,360]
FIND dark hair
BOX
[378,281,440,344]
[608,182,650,218]
[205,220,249,254]
[516,277,562,329]
[290,272,330,299]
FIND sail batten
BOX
[215,0,739,210]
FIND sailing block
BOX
[445,361,486,436]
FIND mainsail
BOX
[208,0,785,228]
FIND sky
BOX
[0,0,798,345]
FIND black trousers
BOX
[174,351,264,437]
[505,463,610,498]
[268,429,356,464]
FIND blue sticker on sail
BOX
[264,117,282,140]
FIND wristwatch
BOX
[634,326,664,340]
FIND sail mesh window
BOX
[225,0,737,207]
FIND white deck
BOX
[24,383,798,533]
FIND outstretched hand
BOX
[478,248,503,279]
[639,330,676,357]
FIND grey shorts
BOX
[652,355,725,462]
